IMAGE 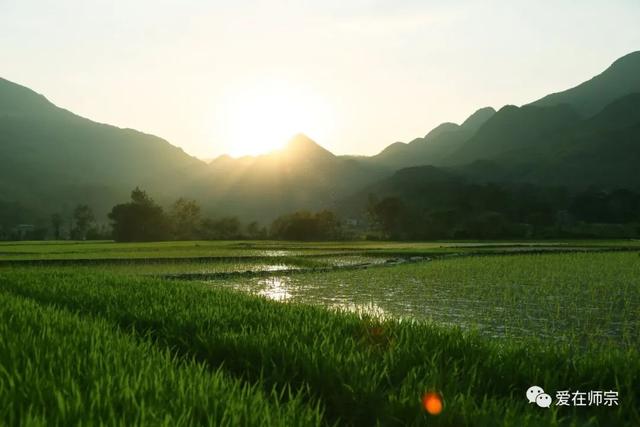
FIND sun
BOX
[216,80,334,157]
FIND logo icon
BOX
[536,393,552,408]
[526,385,551,408]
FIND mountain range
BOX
[1,51,639,226]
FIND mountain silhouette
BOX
[0,77,209,221]
[445,103,582,165]
[205,133,385,220]
[370,107,496,169]
[529,51,640,117]
[460,107,497,133]
[1,50,640,227]
[506,93,640,188]
[282,133,336,160]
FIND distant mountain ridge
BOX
[369,107,497,169]
[354,90,640,209]
[1,50,640,227]
[0,78,210,222]
[370,52,640,172]
[529,51,640,116]
[205,133,387,220]
[446,103,582,165]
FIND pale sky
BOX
[1,0,639,159]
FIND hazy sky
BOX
[2,0,639,158]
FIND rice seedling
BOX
[0,291,324,426]
[1,256,637,426]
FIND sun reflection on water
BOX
[257,277,292,302]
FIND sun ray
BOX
[214,80,334,157]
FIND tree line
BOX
[0,187,344,242]
[2,184,639,241]
[107,187,264,242]
[365,184,640,240]
[105,187,342,242]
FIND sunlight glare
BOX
[216,80,334,157]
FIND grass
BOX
[4,239,638,261]
[0,240,638,426]
[0,240,349,260]
[0,291,323,427]
[0,266,638,425]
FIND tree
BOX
[201,217,242,240]
[271,211,316,240]
[108,187,170,242]
[315,210,341,240]
[367,197,404,239]
[131,187,150,205]
[72,205,95,240]
[462,211,510,239]
[246,221,267,239]
[569,188,609,223]
[51,213,63,240]
[607,189,640,223]
[270,210,341,241]
[170,198,202,240]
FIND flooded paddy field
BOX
[212,252,640,347]
[1,240,639,426]
[4,240,638,347]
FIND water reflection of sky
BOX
[248,276,389,319]
[257,277,292,301]
[259,250,294,257]
[212,265,639,348]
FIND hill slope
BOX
[369,107,496,169]
[207,134,388,220]
[2,50,640,229]
[0,78,209,221]
[0,77,387,225]
[445,103,582,166]
[444,93,640,189]
[529,51,640,117]
[370,51,640,173]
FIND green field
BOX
[0,240,638,426]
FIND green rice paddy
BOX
[0,240,638,426]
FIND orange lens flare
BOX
[422,392,443,415]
